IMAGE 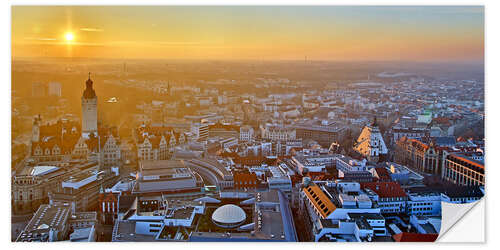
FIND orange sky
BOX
[11,6,484,62]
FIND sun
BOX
[64,32,74,41]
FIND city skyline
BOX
[12,6,484,62]
[11,5,485,243]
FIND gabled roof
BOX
[374,167,391,181]
[433,136,456,146]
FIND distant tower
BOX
[32,114,41,142]
[81,73,98,137]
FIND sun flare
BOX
[64,32,74,41]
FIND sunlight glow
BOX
[64,32,74,42]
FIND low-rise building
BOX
[361,182,407,214]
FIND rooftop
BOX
[17,204,71,242]
[140,160,186,171]
[112,220,155,242]
[212,204,246,225]
[361,182,407,198]
[303,183,337,218]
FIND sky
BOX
[11,6,484,62]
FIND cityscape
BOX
[11,6,484,242]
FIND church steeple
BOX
[371,116,378,127]
[86,72,92,88]
[83,72,97,99]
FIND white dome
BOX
[211,204,246,227]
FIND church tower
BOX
[353,117,388,163]
[81,73,98,137]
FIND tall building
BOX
[48,82,62,97]
[31,114,41,143]
[32,82,47,98]
[81,73,98,137]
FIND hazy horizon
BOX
[12,6,484,62]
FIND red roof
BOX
[449,153,484,169]
[374,168,391,181]
[392,232,438,242]
[306,172,335,181]
[361,182,407,198]
[432,117,452,126]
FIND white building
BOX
[240,125,254,142]
[291,150,337,174]
[362,182,408,214]
[407,192,441,216]
[260,123,296,141]
[191,122,209,141]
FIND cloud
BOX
[24,37,57,41]
[109,40,207,47]
[80,28,104,32]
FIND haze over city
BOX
[12,6,484,62]
[11,5,485,243]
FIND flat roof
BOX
[112,220,155,242]
[140,160,185,171]
[70,212,97,222]
[17,204,71,242]
[347,213,384,220]
[30,166,59,176]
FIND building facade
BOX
[442,153,485,186]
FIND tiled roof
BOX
[361,182,407,198]
[392,232,438,242]
[374,167,391,181]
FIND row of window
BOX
[411,207,433,211]
[410,202,435,207]
[33,147,60,156]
